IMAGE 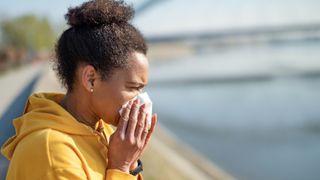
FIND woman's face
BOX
[91,52,149,126]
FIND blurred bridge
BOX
[147,23,320,58]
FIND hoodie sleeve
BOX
[45,168,142,180]
[45,168,87,180]
[47,130,143,180]
[106,169,143,180]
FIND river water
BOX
[147,41,320,180]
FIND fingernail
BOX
[140,104,145,110]
[136,99,140,105]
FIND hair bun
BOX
[65,0,134,27]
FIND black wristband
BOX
[129,159,143,176]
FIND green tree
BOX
[1,14,56,51]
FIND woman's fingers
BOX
[117,98,156,152]
[141,113,157,144]
[117,100,133,136]
[126,99,140,139]
[140,115,149,143]
[134,104,146,138]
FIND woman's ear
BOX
[81,65,97,93]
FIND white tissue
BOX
[119,92,152,128]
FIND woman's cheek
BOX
[114,91,131,114]
[121,90,138,103]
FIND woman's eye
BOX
[135,87,144,92]
[128,87,140,91]
[127,86,144,92]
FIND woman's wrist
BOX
[106,160,137,174]
[107,162,130,174]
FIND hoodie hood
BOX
[1,92,98,159]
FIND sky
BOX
[0,0,320,37]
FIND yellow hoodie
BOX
[1,93,142,180]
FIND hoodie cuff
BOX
[106,169,140,180]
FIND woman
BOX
[1,0,157,179]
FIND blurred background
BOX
[0,0,320,179]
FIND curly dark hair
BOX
[54,0,147,91]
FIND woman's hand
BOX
[107,99,157,173]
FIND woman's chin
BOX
[111,118,120,127]
[103,115,120,127]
